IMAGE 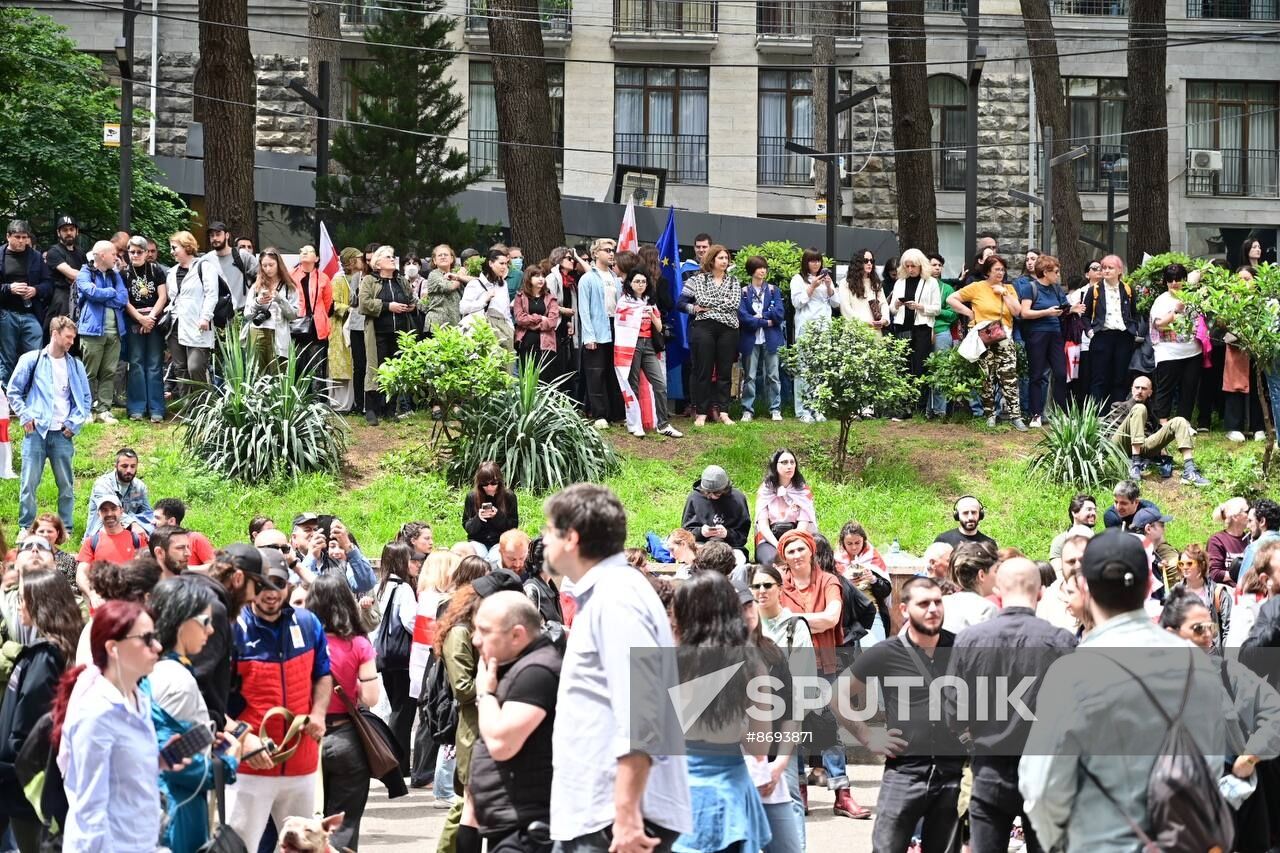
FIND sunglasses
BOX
[863,258,875,264]
[124,631,161,646]
[261,543,292,553]
[127,248,146,254]
[20,538,52,552]
[1088,265,1101,272]
[750,582,777,590]
[1189,622,1218,637]
[190,613,213,628]
[1178,559,1201,568]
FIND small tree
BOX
[375,322,514,446]
[1181,263,1280,470]
[923,346,983,414]
[780,319,920,472]
[324,0,479,252]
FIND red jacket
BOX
[290,266,334,340]
[232,606,331,776]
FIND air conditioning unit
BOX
[1189,149,1224,172]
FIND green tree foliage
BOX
[1126,251,1205,314]
[780,319,920,472]
[728,241,833,292]
[0,8,191,239]
[324,0,479,253]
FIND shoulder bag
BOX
[197,759,248,853]
[334,683,400,778]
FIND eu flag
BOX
[657,207,689,370]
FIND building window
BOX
[924,0,965,10]
[1187,80,1279,197]
[615,0,716,33]
[1065,77,1127,192]
[756,0,856,38]
[758,70,813,185]
[928,75,966,191]
[1186,0,1279,20]
[615,66,708,184]
[1050,0,1128,13]
[468,62,565,180]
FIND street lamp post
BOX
[963,0,985,257]
[114,31,134,232]
[288,61,332,248]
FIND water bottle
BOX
[890,539,900,555]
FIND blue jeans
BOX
[763,801,803,853]
[787,751,807,852]
[0,311,43,387]
[433,744,456,801]
[742,344,781,414]
[19,429,75,532]
[929,330,953,416]
[126,328,166,417]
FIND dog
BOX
[278,813,345,853]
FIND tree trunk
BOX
[194,0,256,240]
[487,0,565,261]
[1020,0,1085,281]
[885,0,937,253]
[307,1,341,153]
[812,28,834,217]
[1126,0,1170,268]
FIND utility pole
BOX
[1010,127,1088,254]
[963,0,984,257]
[289,60,331,247]
[788,81,876,261]
[115,0,141,231]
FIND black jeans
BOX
[968,794,1042,853]
[411,700,439,786]
[1225,387,1264,434]
[690,319,737,415]
[1197,341,1226,428]
[870,762,962,853]
[1088,329,1134,409]
[581,344,611,421]
[322,722,371,850]
[350,328,366,412]
[1025,329,1067,417]
[367,329,400,415]
[1153,354,1202,422]
[382,667,414,775]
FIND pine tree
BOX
[326,0,478,252]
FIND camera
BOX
[251,305,271,326]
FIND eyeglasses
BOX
[189,613,213,628]
[1189,622,1218,637]
[750,582,777,590]
[20,538,52,552]
[124,631,160,646]
[127,248,146,254]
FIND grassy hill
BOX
[1,414,1269,559]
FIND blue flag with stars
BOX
[657,207,690,371]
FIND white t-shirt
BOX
[1149,291,1201,364]
[50,354,70,429]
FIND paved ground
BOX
[361,764,884,852]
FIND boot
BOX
[833,788,872,820]
[799,782,809,816]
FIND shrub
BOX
[780,319,920,472]
[1125,252,1202,314]
[728,241,833,292]
[1026,398,1129,490]
[923,346,984,407]
[446,358,620,491]
[375,322,514,444]
[179,330,348,481]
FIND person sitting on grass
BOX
[681,465,752,559]
[1108,375,1209,487]
[1102,479,1159,531]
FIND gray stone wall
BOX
[134,52,313,158]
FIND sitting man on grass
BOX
[1109,375,1209,487]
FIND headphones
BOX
[953,495,986,522]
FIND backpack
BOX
[1080,654,1235,853]
[193,255,236,330]
[89,528,141,552]
[422,651,459,744]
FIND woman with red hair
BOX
[50,599,165,851]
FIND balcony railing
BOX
[934,145,966,191]
[1187,0,1279,18]
[1185,148,1280,197]
[614,0,716,32]
[465,0,572,36]
[469,129,564,180]
[924,0,965,11]
[615,132,708,184]
[1050,0,1128,13]
[757,0,857,38]
[758,136,811,185]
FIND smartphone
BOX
[481,502,495,512]
[161,722,215,765]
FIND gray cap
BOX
[700,465,730,493]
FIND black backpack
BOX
[192,255,236,330]
[1080,654,1235,853]
[422,651,459,744]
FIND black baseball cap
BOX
[473,569,524,599]
[256,547,291,591]
[1081,528,1148,583]
[55,215,77,230]
[222,542,276,589]
[292,512,319,528]
[206,220,229,234]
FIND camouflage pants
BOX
[979,337,1020,415]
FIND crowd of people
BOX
[2,436,1280,852]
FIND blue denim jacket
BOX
[75,265,129,338]
[6,346,92,437]
[578,268,614,345]
[737,284,787,357]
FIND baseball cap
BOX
[1130,506,1173,531]
[256,547,291,591]
[292,512,319,528]
[206,220,229,234]
[55,215,77,230]
[1081,528,1149,583]
[97,496,121,509]
[731,577,754,606]
[473,569,524,599]
[700,465,730,493]
[222,542,271,587]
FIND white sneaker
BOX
[740,411,753,422]
[1255,431,1267,441]
[798,413,815,424]
[97,411,118,425]
[987,416,998,428]
[771,412,783,421]
[1227,430,1246,442]
[629,427,645,438]
[593,419,609,430]
[658,424,683,438]
[815,413,827,422]
[1029,415,1043,428]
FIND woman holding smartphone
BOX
[790,249,836,423]
[461,461,519,566]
